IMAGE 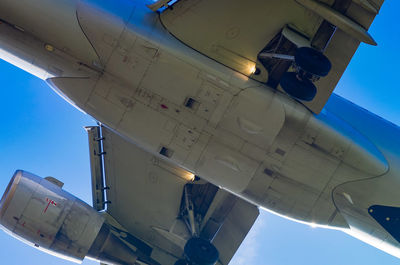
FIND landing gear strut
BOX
[280,47,332,101]
[175,185,220,265]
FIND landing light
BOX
[155,159,196,182]
[182,171,195,182]
[247,62,259,75]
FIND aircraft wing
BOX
[86,126,259,265]
[159,0,384,113]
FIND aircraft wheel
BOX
[175,259,188,265]
[295,47,332,77]
[280,72,317,101]
[184,238,219,265]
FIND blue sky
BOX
[0,1,399,265]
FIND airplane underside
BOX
[0,0,400,264]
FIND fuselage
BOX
[0,0,399,258]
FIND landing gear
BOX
[280,47,332,101]
[175,259,188,265]
[176,184,220,265]
[280,72,317,101]
[294,47,331,77]
[184,237,219,265]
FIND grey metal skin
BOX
[0,170,103,263]
[0,170,138,265]
[0,0,398,260]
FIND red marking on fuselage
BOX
[44,198,57,213]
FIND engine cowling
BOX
[0,170,137,264]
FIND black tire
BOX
[174,259,188,265]
[295,47,331,77]
[280,72,317,101]
[184,238,219,265]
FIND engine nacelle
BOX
[0,170,137,264]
